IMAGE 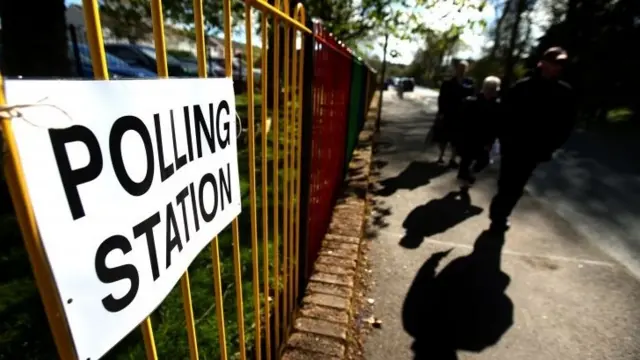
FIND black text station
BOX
[48,101,236,313]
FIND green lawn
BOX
[0,94,299,360]
[581,106,640,140]
[606,107,634,123]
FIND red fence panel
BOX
[305,22,354,274]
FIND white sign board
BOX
[4,78,242,360]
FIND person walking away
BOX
[489,47,577,233]
[457,76,502,187]
[435,60,475,167]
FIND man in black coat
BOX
[457,75,502,186]
[489,47,577,232]
[435,60,475,166]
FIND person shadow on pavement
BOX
[400,189,483,249]
[402,230,514,360]
[374,161,449,197]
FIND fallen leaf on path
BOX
[365,316,383,328]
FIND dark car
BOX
[0,43,153,79]
[104,44,189,77]
[209,57,247,82]
[178,57,226,78]
[69,43,157,79]
[382,77,394,90]
[400,77,415,92]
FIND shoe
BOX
[489,219,510,233]
[458,186,471,202]
[456,172,476,185]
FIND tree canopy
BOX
[532,0,640,123]
[455,0,640,126]
[100,0,244,44]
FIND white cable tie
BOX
[236,112,244,140]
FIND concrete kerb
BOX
[282,93,380,360]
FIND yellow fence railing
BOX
[0,0,314,359]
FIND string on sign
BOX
[0,97,74,129]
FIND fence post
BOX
[376,33,389,133]
[345,58,364,167]
[344,57,356,168]
[296,17,315,298]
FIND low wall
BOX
[281,93,379,359]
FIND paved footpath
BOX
[363,90,640,360]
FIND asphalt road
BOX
[362,89,640,360]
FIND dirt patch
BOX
[345,202,376,360]
[344,143,382,360]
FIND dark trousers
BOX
[458,154,474,179]
[457,145,489,179]
[489,156,538,222]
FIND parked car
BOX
[209,57,261,85]
[104,43,189,77]
[69,43,157,79]
[0,43,153,79]
[178,58,226,78]
[400,77,415,92]
[209,57,247,81]
[380,78,390,90]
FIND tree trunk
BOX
[515,14,533,60]
[503,0,527,88]
[0,0,70,77]
[375,33,389,131]
[489,0,511,61]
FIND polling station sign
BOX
[4,78,241,360]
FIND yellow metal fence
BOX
[0,0,372,359]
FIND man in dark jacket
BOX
[489,47,577,232]
[435,60,475,166]
[457,75,502,186]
